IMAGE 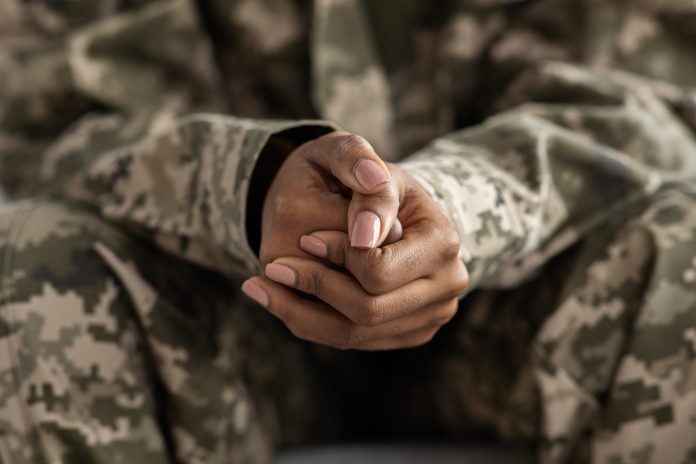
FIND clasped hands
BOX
[242,132,469,350]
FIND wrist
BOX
[245,126,335,255]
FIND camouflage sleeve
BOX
[399,61,696,291]
[61,115,336,277]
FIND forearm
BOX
[399,62,696,290]
[63,114,336,277]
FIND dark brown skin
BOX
[242,132,469,351]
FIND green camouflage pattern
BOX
[1,0,696,462]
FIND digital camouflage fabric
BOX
[1,0,695,463]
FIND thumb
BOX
[348,184,402,248]
[302,131,402,248]
[303,131,392,194]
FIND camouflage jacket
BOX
[2,0,696,461]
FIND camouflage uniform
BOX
[1,0,696,462]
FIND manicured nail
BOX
[354,159,390,190]
[241,279,268,307]
[265,263,296,286]
[351,211,381,248]
[300,235,328,258]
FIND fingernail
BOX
[265,263,296,286]
[242,279,269,307]
[300,235,328,258]
[354,159,390,190]
[351,211,381,248]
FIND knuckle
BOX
[441,228,462,260]
[386,181,401,202]
[284,320,305,340]
[372,181,399,202]
[336,134,372,157]
[357,249,391,294]
[303,267,325,297]
[452,263,470,296]
[330,237,350,268]
[402,330,438,349]
[417,329,439,346]
[432,301,458,326]
[361,271,390,295]
[439,262,469,299]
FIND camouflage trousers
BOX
[1,187,696,463]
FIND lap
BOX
[0,202,171,462]
[3,186,695,463]
[543,187,696,463]
[0,202,342,463]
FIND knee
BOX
[0,202,129,302]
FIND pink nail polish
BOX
[354,159,391,190]
[265,263,296,286]
[300,235,328,257]
[241,279,269,307]
[351,211,381,248]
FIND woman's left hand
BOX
[243,162,469,350]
